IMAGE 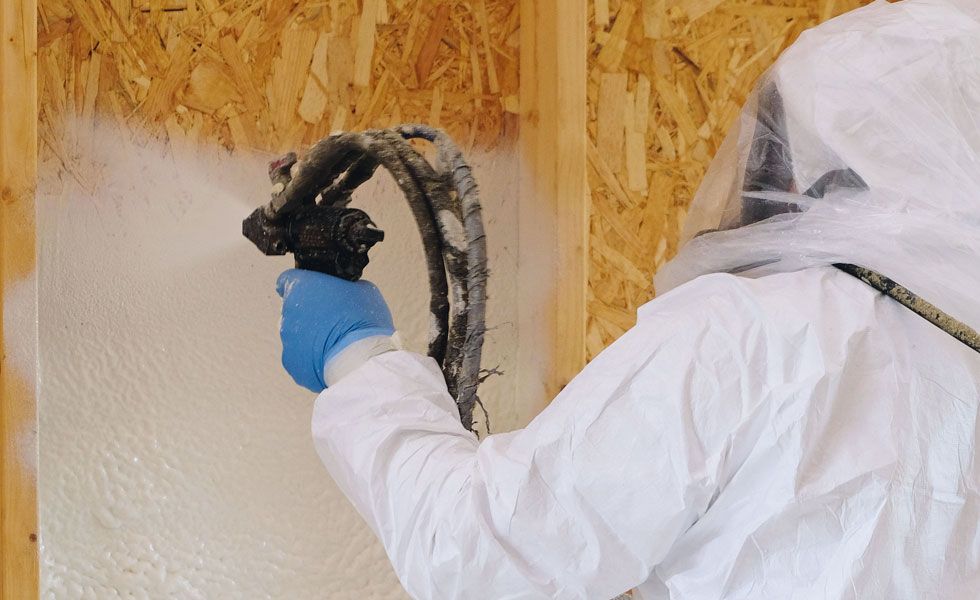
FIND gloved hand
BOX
[277,269,396,392]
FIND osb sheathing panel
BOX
[585,0,873,359]
[37,0,520,159]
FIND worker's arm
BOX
[310,285,753,599]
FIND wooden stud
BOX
[520,0,588,400]
[1,0,39,597]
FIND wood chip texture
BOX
[585,0,873,359]
[37,0,520,159]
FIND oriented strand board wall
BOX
[37,0,519,157]
[585,0,872,359]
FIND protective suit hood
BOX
[655,0,980,331]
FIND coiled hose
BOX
[263,124,490,431]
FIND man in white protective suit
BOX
[274,1,980,598]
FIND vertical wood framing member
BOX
[519,0,589,402]
[1,0,39,597]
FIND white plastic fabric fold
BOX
[656,0,980,332]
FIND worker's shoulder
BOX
[638,266,879,336]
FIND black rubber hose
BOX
[262,126,490,431]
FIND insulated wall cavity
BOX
[37,124,526,598]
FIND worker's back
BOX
[636,266,980,599]
[307,2,980,597]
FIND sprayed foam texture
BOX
[37,122,529,598]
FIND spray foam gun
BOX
[242,125,492,432]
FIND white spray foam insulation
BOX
[37,122,534,598]
[3,271,37,383]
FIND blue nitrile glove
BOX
[276,269,395,392]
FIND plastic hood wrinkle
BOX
[655,0,980,331]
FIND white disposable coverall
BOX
[312,1,980,598]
